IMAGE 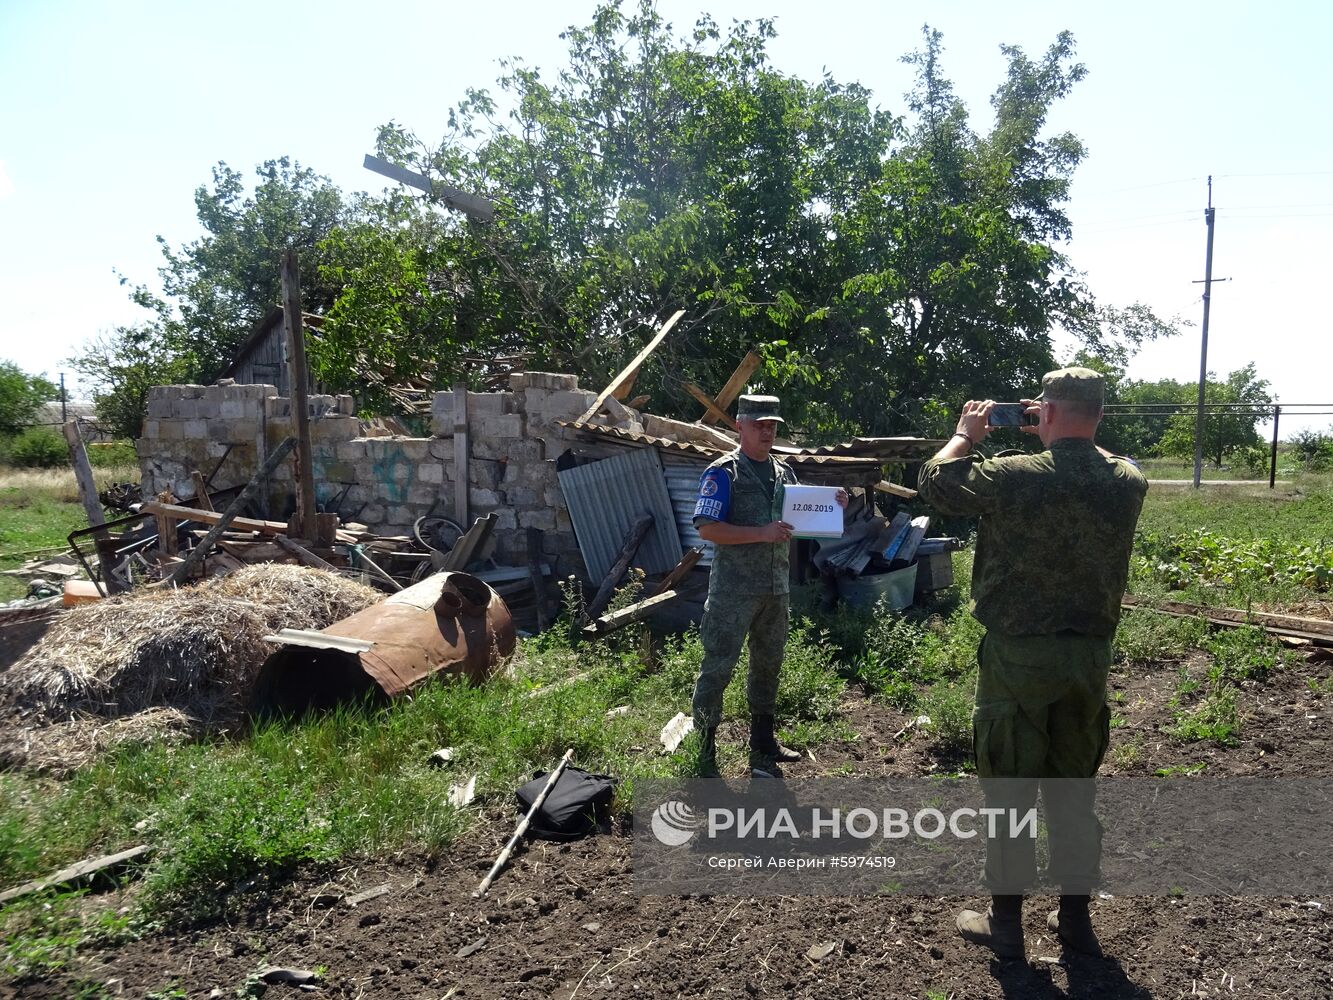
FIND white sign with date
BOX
[781,484,844,539]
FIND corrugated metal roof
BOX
[660,453,715,567]
[557,447,684,581]
[558,421,927,467]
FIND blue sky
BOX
[1,0,1329,432]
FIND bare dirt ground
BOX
[8,647,1333,999]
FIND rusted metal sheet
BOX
[254,571,515,713]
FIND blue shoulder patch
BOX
[694,467,730,522]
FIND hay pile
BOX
[0,565,381,772]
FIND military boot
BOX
[1047,895,1103,958]
[697,727,720,778]
[749,714,802,766]
[956,895,1024,960]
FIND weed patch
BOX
[1169,686,1241,746]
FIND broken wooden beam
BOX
[684,382,740,430]
[583,511,654,623]
[701,350,762,426]
[62,421,109,541]
[581,588,683,639]
[0,845,154,905]
[189,471,215,512]
[1120,595,1333,647]
[576,309,685,425]
[650,546,704,597]
[873,480,919,500]
[161,436,297,587]
[274,534,337,572]
[282,251,317,541]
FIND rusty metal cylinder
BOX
[252,571,515,715]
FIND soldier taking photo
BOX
[917,366,1148,960]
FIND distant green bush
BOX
[5,427,65,468]
[86,440,138,468]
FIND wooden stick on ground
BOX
[581,589,684,639]
[474,748,576,898]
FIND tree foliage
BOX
[1087,359,1272,463]
[317,2,1180,436]
[0,361,58,436]
[70,159,352,437]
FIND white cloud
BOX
[0,160,13,200]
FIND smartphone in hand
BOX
[987,403,1031,427]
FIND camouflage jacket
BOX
[917,438,1148,637]
[693,449,799,596]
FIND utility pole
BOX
[1192,177,1223,488]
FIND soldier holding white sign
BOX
[690,394,847,776]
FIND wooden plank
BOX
[144,502,292,537]
[684,382,740,430]
[0,845,153,905]
[581,589,682,639]
[274,534,336,572]
[873,480,919,500]
[362,154,495,221]
[454,384,469,526]
[162,437,298,587]
[626,394,651,410]
[189,471,215,512]
[61,421,108,540]
[576,309,685,425]
[650,546,703,597]
[1120,595,1333,643]
[281,251,317,541]
[701,351,762,425]
[583,512,654,622]
[155,491,179,558]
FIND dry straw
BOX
[0,565,381,772]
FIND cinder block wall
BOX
[137,373,603,579]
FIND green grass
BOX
[0,464,138,602]
[0,611,849,925]
[1169,685,1241,746]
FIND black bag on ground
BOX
[515,767,616,840]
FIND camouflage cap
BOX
[1036,367,1105,404]
[736,394,784,422]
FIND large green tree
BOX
[1157,363,1273,466]
[0,361,58,436]
[317,3,1179,437]
[71,158,352,436]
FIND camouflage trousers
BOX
[691,592,790,730]
[972,630,1113,895]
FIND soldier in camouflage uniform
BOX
[917,367,1147,960]
[691,394,846,776]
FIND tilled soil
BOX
[7,651,1333,999]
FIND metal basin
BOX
[252,571,515,714]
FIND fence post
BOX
[1269,405,1281,489]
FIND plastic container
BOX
[836,563,917,610]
